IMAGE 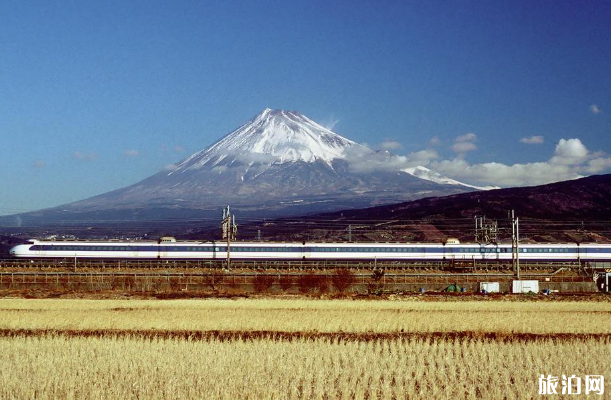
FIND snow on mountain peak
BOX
[403,166,499,191]
[173,109,358,173]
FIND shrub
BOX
[367,269,385,295]
[298,272,318,293]
[278,275,294,292]
[203,272,225,291]
[331,268,356,293]
[253,274,275,293]
[317,275,330,294]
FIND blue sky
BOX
[1,0,610,215]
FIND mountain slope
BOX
[234,174,611,243]
[2,109,476,226]
[331,173,611,221]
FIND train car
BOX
[8,239,611,262]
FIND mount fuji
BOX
[3,109,486,226]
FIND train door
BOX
[158,244,168,259]
[302,242,311,260]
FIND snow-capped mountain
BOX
[174,108,357,170]
[403,166,499,191]
[3,109,479,225]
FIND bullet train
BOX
[8,238,611,262]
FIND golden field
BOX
[0,298,609,399]
[1,335,609,399]
[0,297,611,334]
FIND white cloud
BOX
[379,140,402,150]
[346,145,438,174]
[431,159,580,187]
[429,136,441,146]
[451,132,477,153]
[322,118,340,131]
[73,151,98,160]
[342,135,610,188]
[455,132,477,142]
[451,141,477,153]
[549,138,589,165]
[164,164,178,171]
[590,104,601,114]
[124,150,140,157]
[585,157,611,173]
[429,138,611,187]
[520,136,544,144]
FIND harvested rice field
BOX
[0,298,609,399]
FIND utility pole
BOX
[510,210,520,279]
[222,206,238,270]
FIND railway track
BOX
[0,258,591,272]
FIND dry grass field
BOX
[0,298,609,399]
[1,297,611,334]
